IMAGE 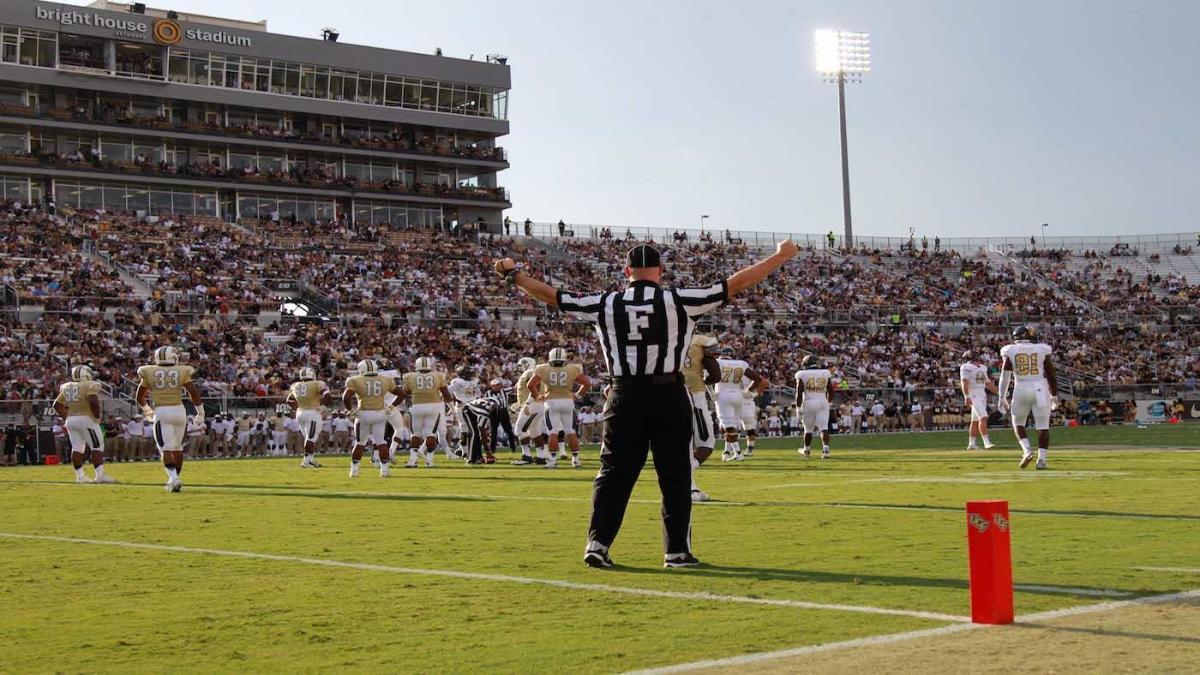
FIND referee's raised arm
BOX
[492,239,800,307]
[493,239,799,569]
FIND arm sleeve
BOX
[674,281,729,318]
[555,290,605,322]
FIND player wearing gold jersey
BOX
[342,359,404,478]
[681,335,722,501]
[528,347,592,468]
[135,346,203,493]
[394,356,454,468]
[286,367,332,469]
[53,365,116,484]
[511,357,549,465]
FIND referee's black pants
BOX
[463,408,488,463]
[589,376,693,555]
[492,408,517,454]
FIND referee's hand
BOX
[494,258,517,277]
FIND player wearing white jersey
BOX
[794,356,835,459]
[714,348,767,461]
[739,374,763,456]
[997,326,1058,470]
[448,366,483,454]
[959,352,998,450]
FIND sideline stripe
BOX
[0,532,967,623]
[1135,566,1200,574]
[629,589,1200,674]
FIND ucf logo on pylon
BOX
[992,513,1009,532]
[968,513,990,533]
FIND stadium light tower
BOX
[815,29,870,249]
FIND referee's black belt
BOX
[611,373,682,387]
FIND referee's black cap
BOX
[627,244,662,268]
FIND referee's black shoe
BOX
[583,550,614,569]
[663,553,702,568]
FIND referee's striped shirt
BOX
[556,280,727,376]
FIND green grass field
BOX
[2,424,1198,673]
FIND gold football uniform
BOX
[682,336,719,394]
[54,380,102,420]
[136,365,195,407]
[534,363,583,400]
[402,371,447,405]
[289,380,328,411]
[346,374,392,411]
[515,367,539,407]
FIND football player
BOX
[397,356,454,468]
[286,366,332,468]
[681,334,722,501]
[447,365,483,454]
[528,348,592,468]
[998,326,1057,470]
[739,373,767,457]
[378,360,414,467]
[960,351,998,450]
[342,359,403,478]
[52,365,116,484]
[511,357,549,465]
[714,348,767,461]
[795,355,834,459]
[135,346,203,493]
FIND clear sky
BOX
[71,0,1200,238]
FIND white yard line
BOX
[1134,566,1200,574]
[821,503,1198,522]
[0,531,967,623]
[629,588,1200,674]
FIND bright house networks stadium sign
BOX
[35,6,252,47]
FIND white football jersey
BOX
[794,369,833,402]
[959,363,990,396]
[448,377,482,404]
[715,358,750,393]
[1000,343,1053,385]
[379,369,402,405]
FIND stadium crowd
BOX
[2,201,1198,414]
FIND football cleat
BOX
[1035,460,1047,470]
[76,474,92,484]
[349,464,360,478]
[533,457,548,466]
[732,452,745,462]
[405,459,418,468]
[93,474,117,484]
[691,489,710,503]
[663,553,702,568]
[821,449,831,459]
[799,448,811,457]
[1019,452,1035,469]
[571,455,582,468]
[511,456,534,465]
[743,448,754,458]
[583,551,614,569]
[983,441,996,450]
[168,480,182,493]
[380,464,391,478]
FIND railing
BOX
[0,105,507,163]
[511,221,1200,256]
[0,153,510,204]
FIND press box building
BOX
[0,0,511,229]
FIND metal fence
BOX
[509,221,1200,255]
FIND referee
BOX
[494,239,798,567]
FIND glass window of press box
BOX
[166,48,507,119]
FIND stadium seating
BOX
[2,201,1197,412]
